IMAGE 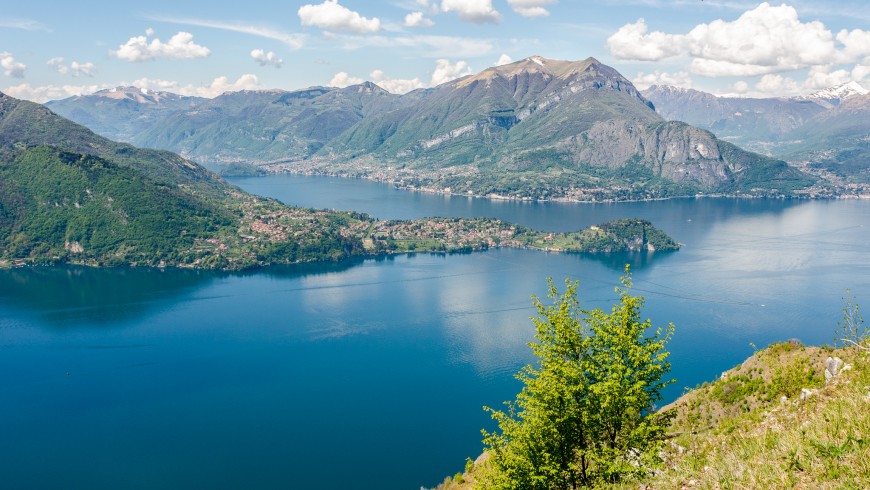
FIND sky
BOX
[1,0,868,102]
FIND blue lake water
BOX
[1,173,868,489]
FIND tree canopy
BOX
[480,269,675,489]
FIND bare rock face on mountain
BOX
[643,83,870,184]
[640,85,826,151]
[327,57,812,198]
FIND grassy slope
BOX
[436,341,870,489]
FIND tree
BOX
[479,268,674,489]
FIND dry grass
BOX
[630,342,870,489]
[435,342,870,489]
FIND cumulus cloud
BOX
[131,74,259,98]
[755,74,801,95]
[853,61,870,83]
[70,61,97,77]
[251,49,283,68]
[370,70,426,93]
[804,66,853,91]
[328,71,364,88]
[732,80,750,94]
[404,12,434,27]
[607,3,870,79]
[507,0,556,17]
[327,59,472,94]
[494,54,513,66]
[430,59,472,86]
[605,19,683,61]
[441,0,501,24]
[47,57,97,77]
[1,52,26,78]
[631,70,693,90]
[298,0,381,34]
[835,28,870,63]
[111,29,211,62]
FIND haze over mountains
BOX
[45,56,834,200]
[642,83,870,184]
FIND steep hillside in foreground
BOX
[321,57,815,200]
[0,91,366,268]
[435,341,870,489]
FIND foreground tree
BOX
[479,269,674,489]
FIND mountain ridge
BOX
[42,57,820,200]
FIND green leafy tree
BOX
[479,268,674,489]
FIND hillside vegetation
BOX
[436,342,870,489]
[0,92,680,270]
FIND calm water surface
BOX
[1,173,868,489]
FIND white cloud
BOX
[853,60,870,82]
[0,18,50,31]
[494,54,513,66]
[430,59,472,86]
[147,16,305,49]
[507,0,556,17]
[334,34,494,58]
[3,82,108,102]
[70,61,97,77]
[804,66,852,91]
[251,49,283,68]
[607,3,870,79]
[732,80,750,94]
[328,71,364,88]
[298,0,381,34]
[1,52,26,78]
[111,29,211,62]
[441,0,501,24]
[327,58,472,94]
[605,19,683,61]
[415,0,439,14]
[47,57,67,75]
[755,74,800,95]
[632,70,693,90]
[404,12,434,27]
[48,57,97,77]
[835,28,870,63]
[370,70,426,94]
[131,74,259,98]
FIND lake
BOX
[1,173,868,489]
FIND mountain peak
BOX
[455,56,606,89]
[798,81,869,104]
[90,86,188,104]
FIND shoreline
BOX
[236,163,864,203]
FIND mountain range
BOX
[642,82,870,184]
[45,56,822,200]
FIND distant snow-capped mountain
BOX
[794,81,869,108]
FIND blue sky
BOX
[1,0,868,101]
